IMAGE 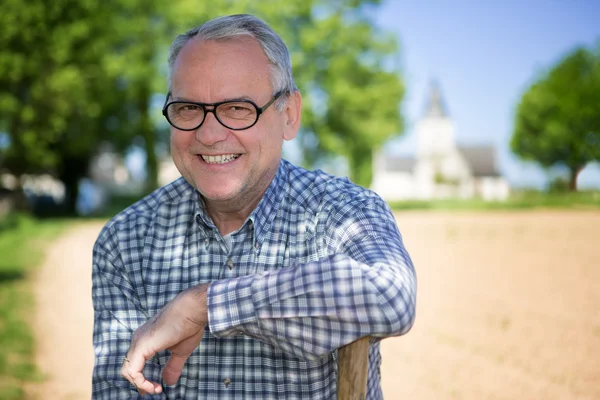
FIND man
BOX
[92,14,416,399]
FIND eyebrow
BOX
[171,94,255,103]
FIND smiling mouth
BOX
[200,154,241,164]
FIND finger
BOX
[135,380,163,395]
[129,374,161,397]
[131,371,162,395]
[137,385,147,397]
[121,352,163,395]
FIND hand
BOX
[121,283,210,396]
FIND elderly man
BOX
[92,14,416,399]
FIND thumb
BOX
[162,329,205,386]
[162,354,188,385]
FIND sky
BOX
[373,0,600,189]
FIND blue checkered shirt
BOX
[92,159,416,399]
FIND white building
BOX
[371,83,510,201]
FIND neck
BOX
[203,166,278,236]
[205,199,259,236]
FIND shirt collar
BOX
[193,192,212,233]
[249,159,287,246]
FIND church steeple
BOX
[425,80,448,118]
[416,80,456,158]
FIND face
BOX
[169,36,301,211]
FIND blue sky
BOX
[373,0,600,189]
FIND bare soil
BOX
[26,222,104,400]
[26,211,600,399]
[381,211,600,400]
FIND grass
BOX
[0,213,68,400]
[389,190,600,211]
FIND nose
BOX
[194,110,229,145]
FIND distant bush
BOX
[389,190,600,211]
[0,212,19,232]
[547,177,570,193]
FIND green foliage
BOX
[0,214,66,398]
[511,43,600,190]
[0,0,404,208]
[0,1,135,211]
[286,2,405,186]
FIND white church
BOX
[371,83,510,201]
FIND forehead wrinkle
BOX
[171,37,272,103]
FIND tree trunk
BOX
[349,147,373,188]
[10,181,30,213]
[58,156,88,216]
[6,108,31,212]
[139,85,158,193]
[568,165,583,191]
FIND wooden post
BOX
[337,336,370,400]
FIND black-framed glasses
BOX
[162,91,284,131]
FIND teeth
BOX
[201,154,239,164]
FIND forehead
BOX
[171,36,273,100]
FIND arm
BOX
[92,227,167,399]
[208,196,417,359]
[122,196,416,395]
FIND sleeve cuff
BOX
[207,275,258,337]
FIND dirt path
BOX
[25,212,600,399]
[27,222,104,400]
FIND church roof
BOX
[458,146,501,177]
[425,81,448,118]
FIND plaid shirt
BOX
[92,159,416,399]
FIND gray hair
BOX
[167,14,298,109]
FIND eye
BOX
[177,104,201,113]
[224,104,253,112]
[218,102,255,119]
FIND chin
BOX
[195,182,240,202]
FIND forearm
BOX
[207,251,416,360]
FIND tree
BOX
[264,2,405,187]
[0,0,405,215]
[0,0,136,213]
[511,44,600,190]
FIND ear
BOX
[282,91,302,141]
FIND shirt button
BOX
[204,238,209,249]
[223,377,231,388]
[226,259,234,270]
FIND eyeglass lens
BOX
[167,101,258,130]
